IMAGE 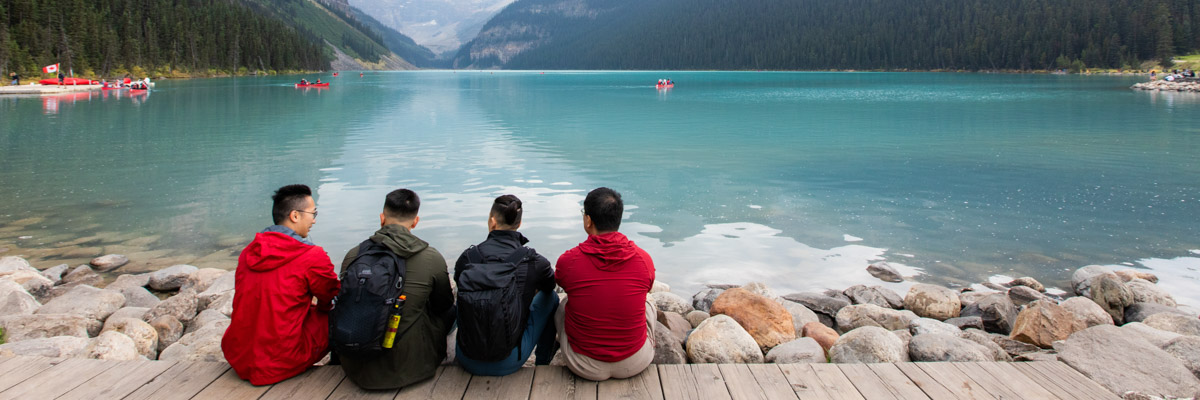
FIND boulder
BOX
[197,272,235,309]
[1007,286,1046,307]
[1006,277,1045,292]
[957,290,994,310]
[1125,302,1190,323]
[181,268,228,293]
[741,282,782,302]
[207,290,234,316]
[842,285,903,309]
[960,293,1018,334]
[90,254,129,272]
[158,319,228,362]
[835,304,918,333]
[103,307,150,331]
[4,269,54,299]
[866,262,903,282]
[908,317,961,337]
[908,333,992,362]
[944,316,984,331]
[781,301,820,336]
[148,265,198,291]
[651,320,686,364]
[1072,265,1116,297]
[101,318,158,359]
[0,336,89,357]
[801,322,838,356]
[651,280,670,294]
[0,279,39,317]
[692,288,724,313]
[40,264,69,284]
[120,286,161,308]
[656,311,691,344]
[1121,322,1182,348]
[1161,336,1200,380]
[822,289,853,305]
[710,288,795,352]
[105,274,151,291]
[960,329,1012,361]
[1059,297,1113,327]
[685,315,764,363]
[0,256,36,276]
[1055,324,1200,398]
[650,292,693,315]
[0,313,101,341]
[1114,269,1158,283]
[79,331,141,360]
[828,326,906,363]
[149,315,184,352]
[903,284,960,320]
[891,330,913,362]
[1142,313,1200,336]
[1125,279,1176,307]
[1010,300,1086,349]
[35,285,125,321]
[782,292,850,320]
[990,334,1042,358]
[685,311,710,329]
[62,265,103,286]
[765,337,826,364]
[145,289,198,323]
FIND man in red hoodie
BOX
[555,187,656,381]
[222,184,340,385]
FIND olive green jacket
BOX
[337,224,455,390]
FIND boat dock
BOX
[0,84,103,95]
[0,356,1118,399]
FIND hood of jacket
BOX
[241,231,318,272]
[371,224,429,258]
[577,231,638,269]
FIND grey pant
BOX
[554,297,655,381]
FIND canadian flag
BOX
[42,63,59,74]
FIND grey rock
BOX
[103,307,150,331]
[62,265,103,286]
[866,262,903,282]
[960,329,1012,361]
[835,304,918,333]
[1055,324,1200,397]
[158,319,228,362]
[0,336,89,358]
[0,279,39,317]
[180,268,228,293]
[90,254,129,272]
[829,326,906,363]
[685,311,710,329]
[960,293,1017,334]
[207,290,234,316]
[1072,265,1116,297]
[781,301,820,337]
[650,292,693,315]
[908,317,961,337]
[1006,277,1045,292]
[741,282,782,302]
[1142,313,1200,336]
[1007,286,1046,307]
[652,320,686,364]
[105,273,151,291]
[908,333,992,362]
[197,272,235,309]
[149,315,184,352]
[145,289,198,323]
[651,280,670,294]
[0,313,101,341]
[1059,297,1114,327]
[843,285,903,309]
[903,284,960,320]
[891,330,913,362]
[822,289,852,305]
[1125,302,1190,323]
[35,285,125,322]
[990,333,1042,357]
[765,337,826,364]
[0,256,36,276]
[1121,322,1182,348]
[685,314,763,363]
[957,291,995,310]
[79,330,141,360]
[692,288,724,313]
[120,286,161,308]
[101,317,158,359]
[40,264,69,284]
[656,311,691,344]
[783,292,851,318]
[1162,336,1200,380]
[148,264,198,291]
[944,316,984,330]
[1125,279,1176,307]
[3,269,53,299]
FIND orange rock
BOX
[801,322,838,357]
[710,287,795,353]
[1010,300,1087,348]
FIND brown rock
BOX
[1114,269,1158,283]
[1010,300,1086,349]
[1006,277,1045,292]
[710,287,795,353]
[801,321,839,356]
[1087,274,1134,324]
[903,284,960,320]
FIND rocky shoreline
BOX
[1131,79,1200,92]
[1,255,1198,398]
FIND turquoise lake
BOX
[1,71,1198,303]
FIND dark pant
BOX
[456,291,559,376]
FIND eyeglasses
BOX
[294,209,318,218]
[580,207,586,216]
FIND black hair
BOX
[584,187,623,232]
[383,189,420,220]
[490,194,523,227]
[271,184,312,225]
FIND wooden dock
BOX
[0,356,1118,399]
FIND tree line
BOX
[0,0,331,78]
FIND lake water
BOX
[2,71,1198,304]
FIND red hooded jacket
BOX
[555,232,655,362]
[221,232,340,385]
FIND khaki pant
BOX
[554,297,655,381]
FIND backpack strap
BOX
[504,247,531,265]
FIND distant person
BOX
[454,195,558,376]
[337,189,456,390]
[9,72,17,85]
[360,72,364,77]
[222,184,340,385]
[555,187,656,381]
[57,71,64,85]
[315,79,321,84]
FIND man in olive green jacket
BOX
[337,189,456,389]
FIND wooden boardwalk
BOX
[0,356,1118,400]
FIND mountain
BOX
[238,0,415,70]
[348,7,442,67]
[348,0,515,56]
[454,0,1199,71]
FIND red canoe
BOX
[656,83,674,89]
[295,83,329,88]
[39,77,96,85]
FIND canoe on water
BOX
[295,83,329,88]
[39,78,96,85]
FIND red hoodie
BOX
[555,232,655,362]
[221,232,340,385]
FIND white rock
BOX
[0,313,101,341]
[145,289,198,323]
[104,307,151,331]
[909,317,961,336]
[1121,322,1182,348]
[181,268,228,293]
[185,309,230,335]
[0,256,36,276]
[829,326,906,363]
[157,319,229,362]
[105,273,151,291]
[3,269,54,299]
[40,264,69,284]
[90,254,129,272]
[197,272,235,309]
[650,292,694,315]
[208,290,234,316]
[35,285,126,321]
[685,314,764,363]
[79,331,141,360]
[765,337,826,364]
[120,286,161,308]
[148,265,198,291]
[1125,279,1177,307]
[0,279,40,317]
[101,317,158,359]
[1059,297,1114,327]
[650,280,670,294]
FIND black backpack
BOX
[456,246,531,361]
[329,239,407,358]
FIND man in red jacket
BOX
[222,184,340,385]
[555,187,656,381]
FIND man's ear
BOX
[288,210,301,224]
[379,213,386,227]
[411,215,420,229]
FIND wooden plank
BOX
[192,368,272,399]
[0,357,117,399]
[260,365,346,400]
[777,364,835,400]
[58,359,177,400]
[659,364,734,400]
[947,362,1030,400]
[864,364,932,400]
[746,364,799,399]
[463,367,535,399]
[0,356,63,393]
[690,364,733,400]
[1025,362,1119,400]
[912,363,995,400]
[123,360,231,400]
[395,366,445,400]
[1008,362,1078,400]
[971,362,1062,400]
[530,365,596,400]
[325,378,400,400]
[719,364,770,400]
[836,363,899,400]
[809,363,867,400]
[596,365,664,400]
[892,363,958,400]
[430,366,474,400]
